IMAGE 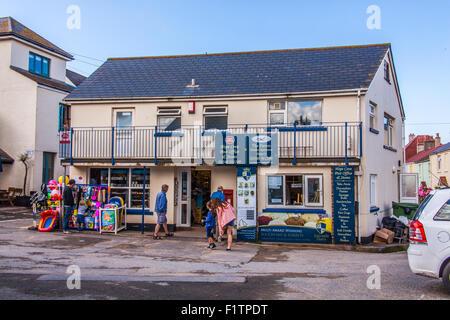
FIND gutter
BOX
[357,89,362,245]
[64,88,369,104]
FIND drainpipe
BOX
[357,89,362,244]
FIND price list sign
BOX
[333,166,356,244]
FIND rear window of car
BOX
[434,199,450,221]
[412,194,434,221]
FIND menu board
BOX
[333,166,356,244]
[236,167,257,241]
[215,133,278,166]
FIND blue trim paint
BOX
[370,206,380,213]
[154,132,184,137]
[369,128,379,135]
[267,126,327,132]
[127,209,153,216]
[262,208,326,214]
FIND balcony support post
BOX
[154,126,158,165]
[359,122,363,158]
[199,125,203,165]
[345,122,348,165]
[111,127,115,166]
[70,128,74,166]
[293,122,297,165]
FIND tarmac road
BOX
[0,209,448,300]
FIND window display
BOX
[267,174,322,207]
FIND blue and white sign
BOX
[333,166,356,244]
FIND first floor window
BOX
[267,174,323,207]
[268,100,322,126]
[89,168,150,208]
[29,52,50,77]
[59,104,71,131]
[384,114,394,147]
[369,102,377,130]
[204,106,228,130]
[157,107,181,131]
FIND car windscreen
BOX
[412,194,434,221]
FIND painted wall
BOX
[0,39,38,192]
[360,50,405,237]
[429,150,450,188]
[10,39,68,82]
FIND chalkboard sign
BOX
[333,166,356,244]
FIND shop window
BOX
[204,106,228,130]
[29,52,50,77]
[157,107,181,131]
[305,176,323,206]
[285,176,303,206]
[267,176,284,205]
[267,174,323,207]
[89,168,150,208]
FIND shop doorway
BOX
[191,170,211,225]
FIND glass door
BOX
[400,173,418,204]
[177,169,191,227]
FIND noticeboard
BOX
[215,133,278,166]
[333,166,356,244]
[236,167,257,241]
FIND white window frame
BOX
[266,174,323,208]
[203,106,228,130]
[157,107,181,131]
[370,175,377,207]
[369,102,377,130]
[304,175,323,207]
[268,101,287,126]
[384,114,394,147]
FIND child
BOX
[77,199,88,231]
[201,201,217,249]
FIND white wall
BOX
[360,50,405,237]
[10,39,68,82]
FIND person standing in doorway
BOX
[211,186,226,202]
[63,179,76,234]
[153,184,174,239]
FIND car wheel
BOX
[443,262,450,292]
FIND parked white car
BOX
[407,188,450,291]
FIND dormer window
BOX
[29,52,50,77]
[384,60,391,84]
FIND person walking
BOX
[211,186,225,202]
[201,201,217,249]
[62,179,76,234]
[210,198,236,251]
[153,184,174,240]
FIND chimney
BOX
[435,133,441,147]
[424,140,435,151]
[409,133,415,143]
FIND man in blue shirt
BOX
[211,186,225,202]
[153,184,173,239]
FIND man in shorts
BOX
[153,184,173,239]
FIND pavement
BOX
[0,206,448,300]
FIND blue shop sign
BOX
[333,166,356,244]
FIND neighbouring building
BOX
[429,142,450,189]
[0,17,86,194]
[61,43,405,244]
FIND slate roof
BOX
[432,142,450,155]
[66,43,391,100]
[11,66,75,93]
[0,17,73,60]
[66,69,87,87]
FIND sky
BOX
[1,0,449,143]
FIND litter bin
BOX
[392,202,419,220]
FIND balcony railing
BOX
[59,122,362,165]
